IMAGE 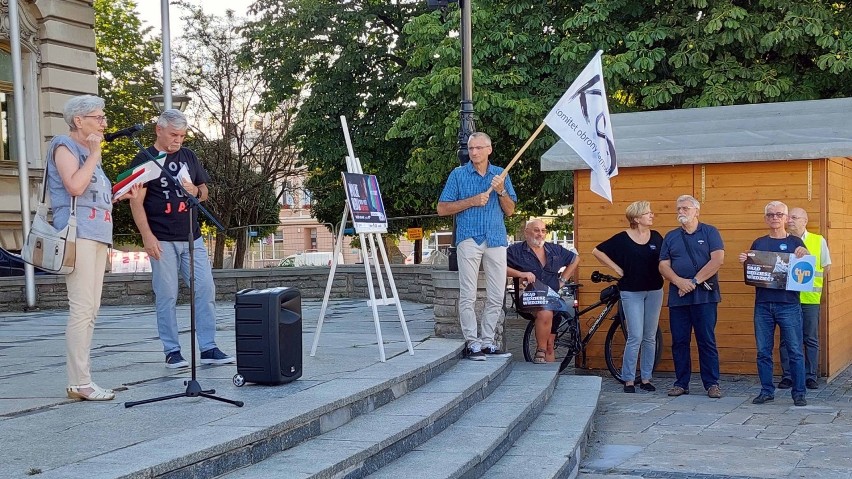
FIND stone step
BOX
[365,362,560,479]
[33,338,463,479]
[484,374,602,479]
[219,355,515,479]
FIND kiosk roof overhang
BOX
[541,97,852,171]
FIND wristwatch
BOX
[690,278,698,285]
[497,189,506,197]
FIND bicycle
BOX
[520,270,663,381]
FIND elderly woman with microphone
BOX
[47,95,139,401]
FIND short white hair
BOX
[676,194,700,209]
[156,109,188,130]
[765,201,788,214]
[63,95,105,131]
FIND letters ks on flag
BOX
[543,50,617,202]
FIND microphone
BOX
[104,124,144,142]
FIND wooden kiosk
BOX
[541,97,852,378]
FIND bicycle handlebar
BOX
[590,270,618,284]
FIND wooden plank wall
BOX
[574,160,824,375]
[825,157,852,378]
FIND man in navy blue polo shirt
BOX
[507,218,579,363]
[438,132,517,360]
[658,195,725,399]
[738,201,809,407]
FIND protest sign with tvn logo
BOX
[342,172,388,234]
[743,250,817,292]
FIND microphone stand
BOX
[124,134,243,408]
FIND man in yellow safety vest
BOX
[778,207,831,391]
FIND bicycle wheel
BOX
[523,315,578,369]
[605,316,664,383]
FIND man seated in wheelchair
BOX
[507,218,579,363]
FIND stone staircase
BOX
[215,341,601,479]
[33,338,600,479]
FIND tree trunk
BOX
[234,231,248,269]
[213,231,227,269]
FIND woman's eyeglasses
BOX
[83,115,108,123]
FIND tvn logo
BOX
[792,262,814,285]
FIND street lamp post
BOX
[428,0,474,272]
[149,94,192,113]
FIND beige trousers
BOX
[65,238,108,387]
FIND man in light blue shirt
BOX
[438,132,517,360]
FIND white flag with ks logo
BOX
[544,50,617,202]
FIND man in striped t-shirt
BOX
[438,132,517,360]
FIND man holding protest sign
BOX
[438,132,517,361]
[738,201,809,406]
[507,218,579,363]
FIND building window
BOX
[0,48,16,163]
[0,41,39,167]
[308,228,317,251]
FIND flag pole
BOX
[485,121,547,194]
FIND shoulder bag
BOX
[21,163,77,274]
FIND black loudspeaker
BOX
[233,287,303,385]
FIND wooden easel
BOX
[309,116,414,362]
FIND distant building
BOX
[1,1,98,250]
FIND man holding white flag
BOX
[544,50,617,202]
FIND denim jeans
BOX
[669,303,720,390]
[150,237,218,355]
[754,302,805,398]
[779,303,820,382]
[457,239,506,350]
[619,289,663,383]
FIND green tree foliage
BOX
[391,2,577,219]
[172,4,300,268]
[555,0,851,109]
[241,0,440,234]
[93,0,162,240]
[243,0,850,230]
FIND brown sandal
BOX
[533,349,547,364]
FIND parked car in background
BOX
[405,249,434,265]
[278,252,343,267]
[0,248,53,277]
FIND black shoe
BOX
[777,378,793,389]
[752,394,774,404]
[481,345,512,358]
[623,384,636,393]
[794,397,807,407]
[806,378,819,390]
[466,347,486,361]
[639,382,656,392]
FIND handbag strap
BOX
[40,150,78,218]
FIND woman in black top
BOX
[593,200,664,393]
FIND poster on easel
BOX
[743,250,816,292]
[342,172,387,234]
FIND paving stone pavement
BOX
[504,313,852,479]
[0,297,438,478]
